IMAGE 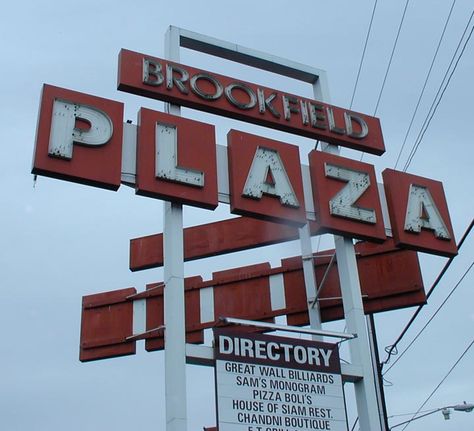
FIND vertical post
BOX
[299,224,323,333]
[335,236,382,430]
[299,72,333,335]
[313,71,383,430]
[367,314,389,431]
[163,26,188,431]
[298,73,332,337]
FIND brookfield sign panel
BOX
[214,330,347,431]
[118,49,385,155]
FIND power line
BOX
[373,0,411,116]
[399,338,474,430]
[319,1,378,248]
[360,0,409,163]
[402,10,474,171]
[393,0,456,170]
[381,218,474,368]
[383,260,473,374]
[349,0,378,109]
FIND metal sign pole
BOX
[163,27,188,431]
[299,223,323,332]
[367,314,389,431]
[160,26,383,431]
[313,68,383,429]
[335,236,383,430]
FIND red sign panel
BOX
[80,241,424,361]
[145,278,204,352]
[32,84,124,190]
[136,108,218,209]
[227,130,308,226]
[382,169,457,257]
[80,288,136,362]
[129,217,321,271]
[117,49,385,155]
[308,151,386,242]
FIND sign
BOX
[33,28,457,431]
[308,151,386,242]
[117,49,385,155]
[32,84,124,190]
[228,129,307,226]
[214,330,347,431]
[79,240,425,362]
[382,169,457,257]
[136,108,218,209]
[32,84,458,256]
[129,217,319,271]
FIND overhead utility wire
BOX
[360,0,409,162]
[381,218,474,368]
[393,0,456,170]
[403,10,474,171]
[317,1,378,255]
[349,0,378,109]
[399,338,474,431]
[373,0,411,117]
[383,260,474,374]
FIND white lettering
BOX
[220,335,233,355]
[319,348,332,367]
[48,99,113,160]
[155,123,204,187]
[266,342,280,361]
[404,184,450,239]
[242,147,299,207]
[325,163,376,223]
[142,58,164,86]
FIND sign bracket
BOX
[220,316,356,340]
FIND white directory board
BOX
[215,330,348,431]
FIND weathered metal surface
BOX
[117,49,385,155]
[129,217,320,271]
[227,130,307,226]
[308,150,386,242]
[32,84,124,190]
[80,241,424,361]
[80,288,136,362]
[383,169,458,257]
[136,108,219,210]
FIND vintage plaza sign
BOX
[31,30,459,431]
[33,56,457,255]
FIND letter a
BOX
[242,147,299,207]
[404,184,450,239]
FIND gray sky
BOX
[1,0,473,430]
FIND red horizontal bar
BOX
[130,217,320,271]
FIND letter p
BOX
[32,84,124,190]
[48,99,113,160]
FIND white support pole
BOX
[314,69,383,430]
[299,223,323,333]
[296,73,332,338]
[163,26,188,431]
[156,26,383,431]
[367,314,389,431]
[335,236,382,430]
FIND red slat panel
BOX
[80,288,136,362]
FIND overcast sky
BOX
[1,0,473,430]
